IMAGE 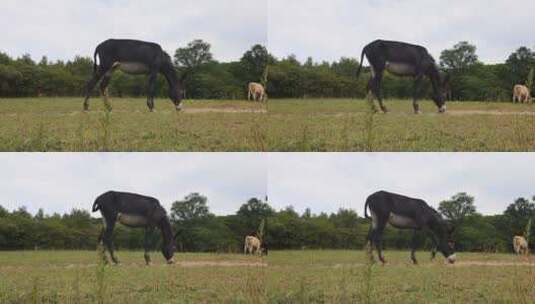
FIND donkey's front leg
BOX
[144,227,153,265]
[146,72,158,112]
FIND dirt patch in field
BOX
[292,260,535,269]
[0,260,267,270]
[182,108,266,114]
[178,260,267,267]
[447,110,535,116]
[453,260,535,267]
[1,108,267,116]
[382,110,535,116]
[272,110,535,118]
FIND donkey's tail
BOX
[356,48,366,79]
[92,48,99,74]
[364,197,371,219]
[92,198,100,212]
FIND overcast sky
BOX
[2,153,534,217]
[3,1,533,64]
[0,153,267,216]
[1,0,267,62]
[267,153,535,216]
[268,0,535,64]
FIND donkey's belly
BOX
[388,213,418,229]
[113,62,150,75]
[117,213,148,227]
[385,62,416,76]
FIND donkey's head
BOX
[161,240,176,264]
[161,52,184,111]
[435,219,456,263]
[168,84,183,111]
[160,218,176,264]
[429,66,447,113]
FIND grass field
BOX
[1,97,535,151]
[267,99,535,151]
[0,97,266,151]
[1,250,533,303]
[267,250,535,303]
[0,250,268,303]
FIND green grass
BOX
[0,97,266,151]
[266,250,534,303]
[0,250,267,303]
[267,99,535,151]
[1,97,535,151]
[1,250,533,303]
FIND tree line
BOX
[1,40,534,101]
[0,40,268,100]
[267,42,535,101]
[1,192,533,253]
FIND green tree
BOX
[174,39,215,98]
[170,193,211,222]
[240,44,270,83]
[505,46,535,86]
[174,39,214,71]
[504,197,535,219]
[0,64,23,96]
[0,52,11,65]
[504,197,535,236]
[440,41,480,70]
[329,208,359,229]
[526,67,534,91]
[438,192,478,221]
[237,198,274,234]
[331,57,359,78]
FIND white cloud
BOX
[0,0,267,62]
[268,0,535,63]
[267,153,535,216]
[0,153,267,216]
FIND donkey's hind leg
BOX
[83,69,105,112]
[365,226,376,262]
[99,70,114,112]
[146,71,158,112]
[97,228,110,264]
[102,218,119,264]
